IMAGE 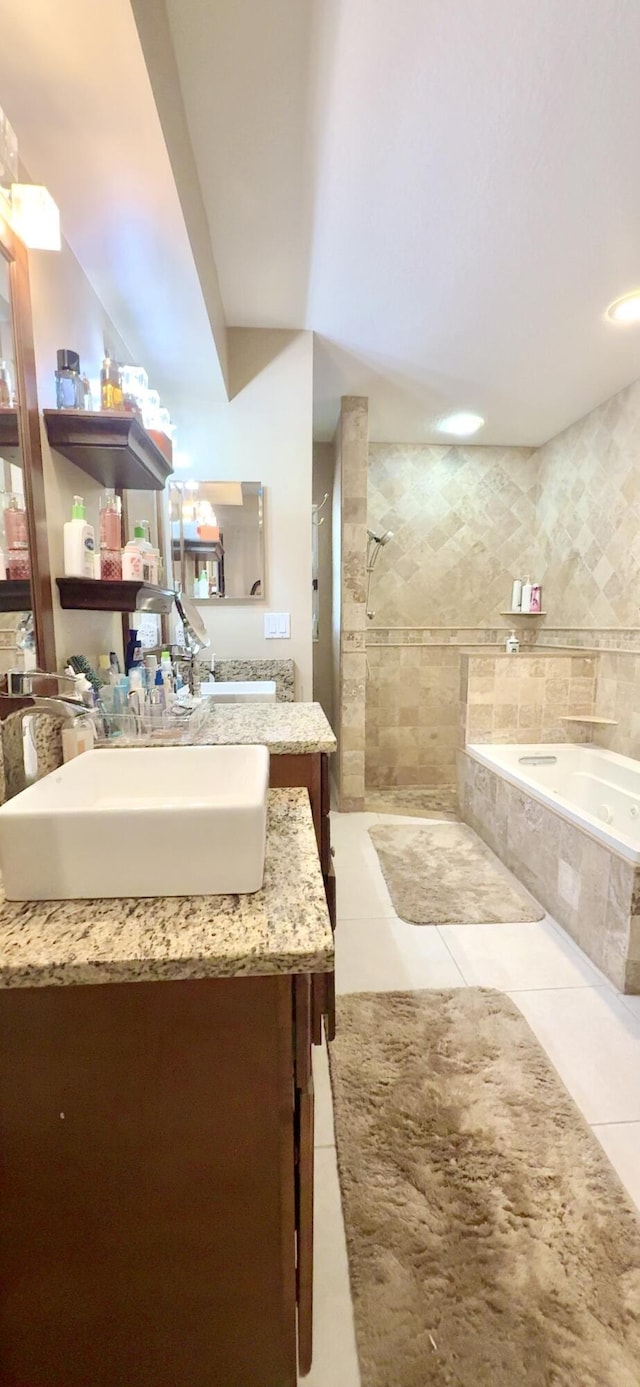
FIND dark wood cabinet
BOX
[0,970,317,1386]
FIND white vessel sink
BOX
[199,680,277,703]
[0,745,270,901]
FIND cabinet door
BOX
[296,1085,314,1376]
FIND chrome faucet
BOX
[12,696,93,726]
[3,696,95,799]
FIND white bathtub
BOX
[468,743,640,864]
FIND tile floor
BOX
[302,809,640,1386]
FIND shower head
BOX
[367,528,393,546]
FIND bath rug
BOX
[369,821,544,923]
[329,988,640,1387]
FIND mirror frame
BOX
[0,212,55,670]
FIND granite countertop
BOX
[116,700,337,756]
[0,789,334,990]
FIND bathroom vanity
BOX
[0,789,333,1387]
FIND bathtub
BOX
[468,743,640,864]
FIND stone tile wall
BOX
[334,398,368,810]
[535,377,640,628]
[365,644,459,790]
[459,749,640,993]
[460,652,598,746]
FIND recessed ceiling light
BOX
[436,411,485,437]
[606,290,640,325]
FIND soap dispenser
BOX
[506,630,520,654]
[63,496,95,579]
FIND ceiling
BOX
[139,0,640,444]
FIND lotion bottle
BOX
[506,630,520,654]
[521,578,532,614]
[63,496,95,579]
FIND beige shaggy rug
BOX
[369,821,544,923]
[329,989,640,1387]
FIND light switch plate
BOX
[264,612,290,639]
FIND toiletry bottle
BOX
[133,524,155,582]
[99,491,123,579]
[63,496,95,578]
[122,535,143,581]
[0,360,12,407]
[529,583,542,614]
[506,630,520,654]
[125,628,142,674]
[55,350,85,409]
[3,493,30,578]
[521,577,532,614]
[510,578,522,613]
[154,666,166,710]
[62,718,95,763]
[100,356,123,411]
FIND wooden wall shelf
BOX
[0,408,20,449]
[0,579,32,612]
[56,577,175,615]
[44,411,173,491]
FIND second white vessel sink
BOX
[199,680,277,703]
[0,744,270,901]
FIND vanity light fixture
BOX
[606,290,640,325]
[436,411,485,437]
[10,184,61,251]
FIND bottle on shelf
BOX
[520,578,532,614]
[4,492,30,579]
[100,356,124,411]
[63,496,95,579]
[0,360,13,408]
[55,350,85,410]
[133,522,158,584]
[529,583,542,613]
[510,578,522,612]
[99,491,123,580]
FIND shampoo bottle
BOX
[520,578,532,614]
[63,496,95,579]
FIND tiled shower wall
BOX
[363,377,640,790]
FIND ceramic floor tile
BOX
[301,1147,361,1387]
[618,993,640,1023]
[313,1036,335,1148]
[336,863,396,920]
[591,1122,640,1211]
[510,986,640,1125]
[438,919,604,991]
[336,915,466,994]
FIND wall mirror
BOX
[0,217,54,671]
[169,480,264,602]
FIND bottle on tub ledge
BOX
[505,630,520,654]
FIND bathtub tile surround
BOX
[459,748,640,992]
[460,652,597,747]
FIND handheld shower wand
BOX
[366,528,393,618]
